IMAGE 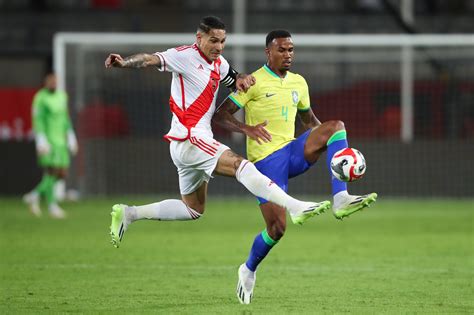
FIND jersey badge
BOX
[291,91,299,105]
[211,78,218,92]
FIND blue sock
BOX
[245,229,278,272]
[327,130,348,196]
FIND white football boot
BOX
[23,192,41,217]
[48,204,67,219]
[237,263,256,304]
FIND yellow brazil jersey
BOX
[229,64,311,163]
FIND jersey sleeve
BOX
[32,91,46,134]
[219,55,230,80]
[153,47,188,73]
[297,78,311,111]
[63,92,73,132]
[228,84,254,109]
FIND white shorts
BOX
[169,136,230,195]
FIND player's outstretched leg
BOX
[109,200,202,248]
[288,200,331,225]
[237,263,256,304]
[333,192,377,220]
[235,159,330,225]
[325,129,377,219]
[110,204,130,248]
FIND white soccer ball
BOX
[330,148,366,182]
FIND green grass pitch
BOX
[1,197,473,314]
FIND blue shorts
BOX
[254,129,313,204]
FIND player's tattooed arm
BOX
[298,108,321,130]
[213,98,272,145]
[213,98,243,132]
[105,53,160,68]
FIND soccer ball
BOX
[330,148,366,182]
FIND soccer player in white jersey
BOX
[104,16,331,251]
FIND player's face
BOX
[266,37,294,72]
[196,29,226,61]
[44,74,57,92]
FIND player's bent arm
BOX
[213,98,272,144]
[213,98,245,133]
[298,108,321,130]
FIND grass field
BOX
[0,196,473,314]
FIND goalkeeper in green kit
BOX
[23,73,78,218]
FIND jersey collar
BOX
[263,64,287,79]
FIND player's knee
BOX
[320,120,346,144]
[326,120,345,132]
[233,156,246,172]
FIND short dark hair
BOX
[266,30,292,47]
[198,16,226,33]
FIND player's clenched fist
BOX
[235,74,256,93]
[105,53,125,68]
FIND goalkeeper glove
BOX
[67,130,78,155]
[35,133,50,156]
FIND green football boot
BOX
[290,200,331,225]
[110,204,129,248]
[333,193,377,220]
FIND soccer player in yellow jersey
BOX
[213,30,377,304]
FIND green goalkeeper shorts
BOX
[39,145,70,168]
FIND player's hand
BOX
[105,53,125,68]
[67,131,79,156]
[243,120,272,145]
[35,134,50,156]
[235,74,256,93]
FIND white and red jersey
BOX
[154,43,231,141]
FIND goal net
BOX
[54,33,474,197]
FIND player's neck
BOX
[266,63,287,78]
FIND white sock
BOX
[55,179,66,202]
[333,190,349,209]
[235,160,300,213]
[127,199,201,222]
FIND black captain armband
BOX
[221,66,238,88]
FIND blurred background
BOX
[1,0,473,198]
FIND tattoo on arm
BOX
[123,54,159,68]
[213,99,246,133]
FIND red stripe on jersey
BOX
[167,62,221,139]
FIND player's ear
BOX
[265,47,270,58]
[196,32,202,45]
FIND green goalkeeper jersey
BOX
[32,88,72,146]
